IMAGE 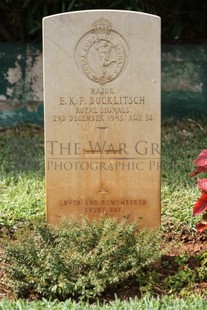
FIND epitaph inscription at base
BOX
[43,10,161,228]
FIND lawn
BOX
[0,119,207,308]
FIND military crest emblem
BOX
[75,17,129,85]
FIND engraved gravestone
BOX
[43,10,161,228]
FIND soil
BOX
[1,229,207,302]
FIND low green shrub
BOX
[3,218,160,301]
[162,253,207,295]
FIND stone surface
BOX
[43,10,161,227]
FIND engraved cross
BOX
[83,127,122,193]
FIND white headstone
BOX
[43,10,161,228]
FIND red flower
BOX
[190,166,207,177]
[190,150,207,177]
[193,192,207,216]
[196,221,207,233]
[194,149,207,166]
[198,178,207,191]
[191,149,207,232]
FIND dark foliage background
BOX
[0,0,207,43]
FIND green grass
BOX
[1,295,207,310]
[0,173,45,227]
[0,128,45,227]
